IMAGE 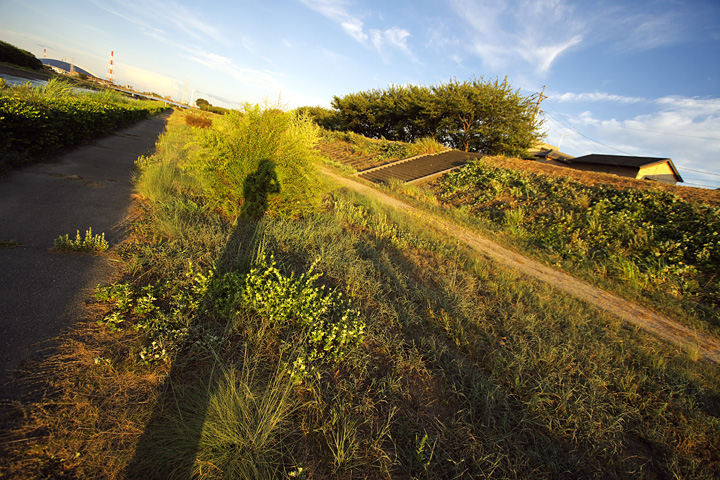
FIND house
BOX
[526,143,575,164]
[566,154,684,184]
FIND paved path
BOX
[323,168,720,364]
[0,113,170,399]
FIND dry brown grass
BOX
[183,111,213,129]
[493,156,720,206]
[0,314,169,479]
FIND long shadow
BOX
[126,160,279,479]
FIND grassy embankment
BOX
[376,159,720,337]
[0,78,168,169]
[2,107,719,479]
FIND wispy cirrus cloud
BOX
[448,0,584,74]
[92,0,225,45]
[447,0,706,76]
[183,50,285,93]
[552,91,646,104]
[183,48,324,108]
[298,0,416,62]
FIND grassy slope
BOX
[416,158,719,337]
[2,111,719,479]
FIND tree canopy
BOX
[330,77,543,157]
[195,97,229,115]
[0,40,43,71]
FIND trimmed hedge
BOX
[0,91,167,164]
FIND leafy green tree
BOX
[195,98,210,110]
[330,77,542,157]
[295,106,342,131]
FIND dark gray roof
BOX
[571,154,668,168]
[40,58,95,78]
[570,154,683,182]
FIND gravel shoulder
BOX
[322,168,720,364]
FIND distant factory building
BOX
[39,58,96,78]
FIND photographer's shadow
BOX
[126,160,280,479]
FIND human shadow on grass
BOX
[126,160,293,479]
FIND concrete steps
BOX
[357,150,483,184]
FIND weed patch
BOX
[54,228,109,252]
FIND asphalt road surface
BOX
[0,112,170,400]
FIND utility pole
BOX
[533,85,547,122]
[181,77,189,105]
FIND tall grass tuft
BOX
[197,360,295,479]
[188,101,322,218]
[408,136,447,156]
[128,357,295,479]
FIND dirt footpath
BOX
[322,168,720,364]
[0,112,170,400]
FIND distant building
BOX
[526,144,683,185]
[526,143,575,163]
[567,154,683,184]
[39,58,95,78]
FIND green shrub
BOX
[187,102,321,218]
[0,40,43,70]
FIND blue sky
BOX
[2,0,720,187]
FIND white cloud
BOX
[118,64,182,98]
[181,49,324,108]
[449,0,584,74]
[298,0,415,60]
[552,91,646,104]
[447,0,707,76]
[242,37,277,67]
[93,0,224,45]
[186,51,285,93]
[341,18,369,43]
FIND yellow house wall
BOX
[637,162,678,183]
[564,161,678,184]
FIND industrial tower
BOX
[106,51,115,84]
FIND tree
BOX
[195,98,210,110]
[330,77,543,157]
[295,106,342,130]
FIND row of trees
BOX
[308,77,542,157]
[195,97,230,115]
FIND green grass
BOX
[323,130,446,163]
[4,109,719,480]
[412,158,720,335]
[0,239,21,248]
